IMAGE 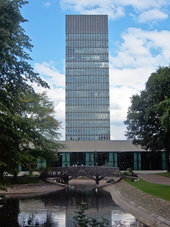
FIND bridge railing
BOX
[41,165,124,180]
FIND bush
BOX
[122,171,128,176]
[127,168,132,175]
[74,202,109,227]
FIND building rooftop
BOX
[58,140,147,152]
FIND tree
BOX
[0,102,29,182]
[20,91,65,168]
[0,0,49,91]
[124,66,170,172]
[0,91,65,183]
[0,0,46,185]
[0,0,63,186]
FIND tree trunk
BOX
[13,172,18,183]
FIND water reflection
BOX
[0,199,20,227]
[0,185,146,227]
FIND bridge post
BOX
[64,177,69,187]
[64,163,69,187]
[95,163,99,185]
[96,176,100,184]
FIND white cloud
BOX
[110,28,170,71]
[34,62,65,88]
[60,0,170,22]
[54,101,65,123]
[43,2,51,7]
[109,28,170,139]
[110,85,137,123]
[138,9,168,23]
[121,0,169,11]
[54,101,65,140]
[82,5,125,20]
[110,103,121,110]
[33,62,65,140]
[111,123,127,140]
[109,85,137,140]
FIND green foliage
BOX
[0,0,49,91]
[0,0,64,189]
[124,66,170,171]
[157,172,170,178]
[73,202,109,227]
[0,195,7,203]
[102,161,111,167]
[19,91,65,167]
[7,176,40,184]
[123,169,134,176]
[124,178,170,201]
[122,171,128,176]
[74,202,89,227]
[127,168,132,175]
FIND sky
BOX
[20,0,170,141]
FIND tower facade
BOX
[65,15,110,141]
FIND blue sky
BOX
[21,0,170,140]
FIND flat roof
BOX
[58,140,147,152]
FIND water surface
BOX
[0,185,146,226]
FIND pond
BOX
[0,185,147,227]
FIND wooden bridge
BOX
[41,165,124,185]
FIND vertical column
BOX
[134,152,138,170]
[18,165,22,172]
[62,152,71,167]
[90,152,94,166]
[42,160,46,168]
[113,152,117,167]
[138,152,141,170]
[86,153,90,166]
[162,153,167,170]
[66,152,70,167]
[62,153,66,167]
[37,158,46,169]
[109,152,113,167]
[37,157,41,169]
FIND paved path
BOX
[104,175,170,227]
[0,180,65,198]
[138,174,170,185]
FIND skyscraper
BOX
[65,15,110,141]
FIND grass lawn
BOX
[156,172,170,178]
[7,176,40,185]
[124,178,170,201]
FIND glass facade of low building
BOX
[54,151,167,171]
[65,15,110,141]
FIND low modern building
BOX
[55,140,167,171]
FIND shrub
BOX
[74,202,109,227]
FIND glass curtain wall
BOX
[65,15,110,141]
